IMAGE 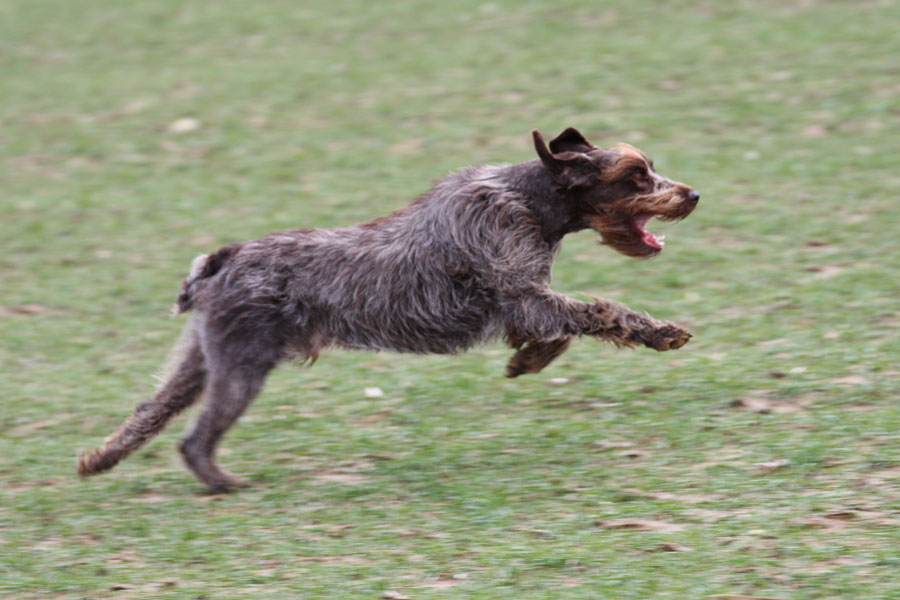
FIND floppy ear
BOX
[548,127,594,154]
[533,129,592,185]
[532,129,563,175]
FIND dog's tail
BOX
[77,327,207,478]
[175,243,242,314]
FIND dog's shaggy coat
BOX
[78,127,699,492]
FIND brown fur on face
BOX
[588,144,697,258]
[533,132,699,258]
[78,127,698,493]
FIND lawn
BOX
[1,0,899,598]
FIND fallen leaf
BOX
[731,396,802,414]
[595,440,635,450]
[590,401,622,408]
[686,508,751,522]
[789,516,849,531]
[803,557,865,573]
[830,375,868,385]
[154,581,178,589]
[595,518,685,532]
[824,510,857,521]
[353,411,392,425]
[129,493,172,504]
[857,476,885,487]
[107,552,143,563]
[312,473,371,485]
[643,542,692,552]
[418,577,465,589]
[618,449,650,459]
[805,264,844,279]
[72,534,102,546]
[365,452,399,461]
[32,536,63,551]
[623,489,723,504]
[382,592,410,600]
[0,304,51,317]
[755,459,790,473]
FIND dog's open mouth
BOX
[631,213,665,250]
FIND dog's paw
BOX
[505,348,544,378]
[505,339,573,378]
[647,323,692,351]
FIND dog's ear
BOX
[532,130,561,174]
[533,129,591,185]
[548,127,594,154]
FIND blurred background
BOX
[1,1,898,598]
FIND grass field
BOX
[2,0,899,598]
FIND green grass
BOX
[2,0,899,597]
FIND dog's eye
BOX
[633,171,648,182]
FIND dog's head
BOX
[533,127,699,258]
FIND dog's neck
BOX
[504,160,587,246]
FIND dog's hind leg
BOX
[178,332,283,493]
[505,337,572,378]
[78,327,207,477]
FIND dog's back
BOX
[179,164,548,356]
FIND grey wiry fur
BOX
[78,127,699,492]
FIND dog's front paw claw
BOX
[648,324,692,351]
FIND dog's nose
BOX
[687,190,700,204]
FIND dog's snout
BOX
[687,190,700,204]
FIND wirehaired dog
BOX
[78,127,699,492]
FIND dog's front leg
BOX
[586,297,692,351]
[505,291,691,353]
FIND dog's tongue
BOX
[632,214,664,249]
